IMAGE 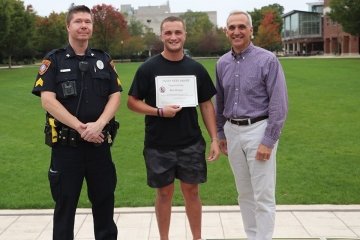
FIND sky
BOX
[23,0,319,27]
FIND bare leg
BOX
[180,182,202,240]
[155,183,174,240]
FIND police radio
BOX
[75,61,89,116]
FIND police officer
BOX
[32,5,121,240]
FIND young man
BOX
[215,11,288,240]
[127,16,219,240]
[32,5,121,240]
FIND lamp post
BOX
[146,19,152,57]
[120,40,124,61]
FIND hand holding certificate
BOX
[155,75,198,108]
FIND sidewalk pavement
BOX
[1,205,360,240]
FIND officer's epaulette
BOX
[44,48,66,58]
[91,48,111,58]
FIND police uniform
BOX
[32,45,122,240]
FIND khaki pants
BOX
[224,119,278,240]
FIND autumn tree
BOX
[250,4,284,39]
[254,10,282,51]
[91,4,128,55]
[328,0,360,36]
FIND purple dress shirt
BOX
[216,43,288,148]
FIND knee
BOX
[157,187,174,202]
[181,185,199,201]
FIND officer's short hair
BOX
[160,16,186,33]
[66,5,93,26]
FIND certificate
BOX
[155,75,198,108]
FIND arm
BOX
[41,91,86,133]
[256,58,288,161]
[199,100,220,162]
[81,92,121,142]
[215,66,228,155]
[127,95,182,117]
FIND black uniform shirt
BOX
[32,45,122,123]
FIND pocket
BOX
[92,72,110,96]
[55,74,78,99]
[48,168,61,201]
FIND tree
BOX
[0,0,36,67]
[0,0,11,45]
[127,18,144,36]
[254,10,282,51]
[180,11,215,56]
[249,4,284,39]
[34,12,67,57]
[91,4,128,55]
[328,0,360,36]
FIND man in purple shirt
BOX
[215,10,288,240]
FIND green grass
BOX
[0,58,359,209]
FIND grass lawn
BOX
[0,57,359,209]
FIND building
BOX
[282,2,324,56]
[282,0,359,56]
[120,1,217,36]
[323,0,359,56]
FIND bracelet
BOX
[211,138,218,142]
[157,108,160,117]
[159,108,164,117]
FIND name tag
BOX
[60,69,71,72]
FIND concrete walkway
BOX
[1,205,360,240]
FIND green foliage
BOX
[180,11,223,56]
[0,58,360,208]
[0,0,36,67]
[0,0,11,44]
[328,0,360,36]
[34,12,67,57]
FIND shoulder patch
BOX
[39,60,51,75]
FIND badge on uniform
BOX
[96,60,104,70]
[39,60,51,75]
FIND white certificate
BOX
[155,75,198,108]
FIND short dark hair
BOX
[66,5,92,25]
[160,16,186,33]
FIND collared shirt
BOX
[32,44,122,123]
[215,42,288,148]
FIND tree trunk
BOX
[8,55,12,69]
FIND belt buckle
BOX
[247,118,251,125]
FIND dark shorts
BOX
[143,138,207,188]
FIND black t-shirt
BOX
[32,45,122,123]
[128,54,216,149]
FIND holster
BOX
[107,119,120,146]
[44,114,58,147]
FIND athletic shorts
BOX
[143,138,207,188]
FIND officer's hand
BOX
[81,122,104,143]
[161,105,182,118]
